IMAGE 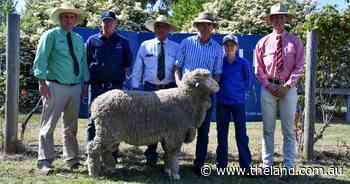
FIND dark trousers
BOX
[87,83,123,142]
[216,100,252,169]
[193,96,214,169]
[143,81,176,162]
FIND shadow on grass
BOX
[92,164,350,184]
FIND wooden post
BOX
[303,29,318,160]
[4,13,20,154]
[347,96,350,123]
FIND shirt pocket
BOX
[143,54,157,70]
[111,44,124,59]
[285,43,296,68]
[55,39,69,53]
[262,50,276,67]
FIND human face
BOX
[154,22,171,41]
[59,13,78,31]
[224,41,238,56]
[195,22,214,41]
[101,18,117,37]
[269,14,288,32]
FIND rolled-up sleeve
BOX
[285,38,305,87]
[33,31,54,80]
[255,42,270,88]
[175,39,186,68]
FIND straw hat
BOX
[144,15,176,32]
[50,3,83,25]
[262,3,293,22]
[192,12,218,28]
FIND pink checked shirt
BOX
[255,31,304,88]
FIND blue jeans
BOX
[193,96,214,169]
[216,100,251,169]
[87,83,123,142]
[143,81,176,163]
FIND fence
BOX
[74,27,264,121]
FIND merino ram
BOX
[87,69,219,179]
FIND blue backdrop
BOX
[74,27,263,122]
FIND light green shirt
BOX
[33,27,89,84]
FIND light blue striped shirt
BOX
[131,38,180,88]
[175,35,224,75]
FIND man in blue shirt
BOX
[86,11,132,149]
[131,15,179,166]
[216,34,252,172]
[174,12,223,175]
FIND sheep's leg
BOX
[162,141,182,180]
[161,141,171,177]
[87,137,102,177]
[101,142,118,175]
[168,150,180,180]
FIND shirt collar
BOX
[58,27,73,35]
[272,30,288,38]
[195,34,213,46]
[98,31,119,40]
[154,37,168,44]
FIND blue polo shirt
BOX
[217,54,252,105]
[86,31,132,83]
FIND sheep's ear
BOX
[195,82,200,88]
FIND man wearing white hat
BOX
[174,11,223,175]
[131,15,179,166]
[33,3,89,173]
[255,3,304,171]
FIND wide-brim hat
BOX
[50,3,83,25]
[144,15,176,32]
[192,12,218,28]
[262,3,294,22]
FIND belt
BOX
[144,81,176,90]
[90,81,123,89]
[47,80,79,86]
[268,79,285,85]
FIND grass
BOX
[0,114,349,184]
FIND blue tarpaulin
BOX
[74,27,263,121]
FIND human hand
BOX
[39,82,51,97]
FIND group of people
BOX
[33,2,304,176]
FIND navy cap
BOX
[222,34,239,45]
[101,11,117,21]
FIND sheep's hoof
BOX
[171,174,181,180]
[164,169,171,177]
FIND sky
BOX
[13,0,349,13]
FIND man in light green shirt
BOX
[33,3,89,174]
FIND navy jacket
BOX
[86,32,132,83]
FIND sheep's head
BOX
[181,69,219,94]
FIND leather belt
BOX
[268,79,285,85]
[144,81,176,90]
[47,80,79,86]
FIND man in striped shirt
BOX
[255,3,304,171]
[174,11,224,175]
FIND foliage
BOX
[0,0,157,112]
[297,5,350,88]
[203,0,316,34]
[169,0,209,32]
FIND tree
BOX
[170,0,209,32]
[203,0,316,34]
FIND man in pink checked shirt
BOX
[255,3,304,171]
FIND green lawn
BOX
[0,114,349,184]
